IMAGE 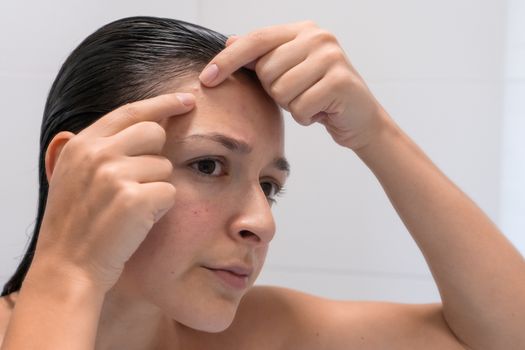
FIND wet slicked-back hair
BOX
[2,16,238,296]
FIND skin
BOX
[2,73,288,349]
[94,73,287,348]
[2,21,525,350]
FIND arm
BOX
[1,93,195,349]
[247,286,469,350]
[1,262,105,350]
[353,110,525,350]
[200,21,525,350]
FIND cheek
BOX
[253,245,269,275]
[124,195,219,281]
[154,199,215,251]
[152,200,215,259]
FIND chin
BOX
[178,302,238,333]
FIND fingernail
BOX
[199,64,219,85]
[175,93,195,106]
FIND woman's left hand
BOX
[199,21,389,150]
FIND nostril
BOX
[239,230,259,241]
[239,230,252,238]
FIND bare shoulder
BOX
[0,292,18,345]
[223,286,472,350]
[200,285,299,349]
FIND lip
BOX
[203,264,253,290]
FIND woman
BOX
[1,16,524,349]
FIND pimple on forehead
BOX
[189,84,200,94]
[167,74,282,130]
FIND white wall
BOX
[501,0,525,253]
[0,1,513,303]
[0,0,199,286]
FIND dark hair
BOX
[2,16,247,296]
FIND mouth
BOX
[203,264,253,290]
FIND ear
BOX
[44,131,76,183]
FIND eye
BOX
[189,158,226,176]
[260,181,284,204]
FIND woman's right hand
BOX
[27,92,195,294]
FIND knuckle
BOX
[268,81,283,99]
[159,157,174,177]
[159,93,177,106]
[163,183,177,198]
[289,104,309,126]
[142,121,166,139]
[61,135,83,155]
[271,95,289,110]
[323,47,345,63]
[75,142,111,167]
[120,103,141,124]
[312,29,337,45]
[295,117,312,126]
[91,144,114,164]
[95,163,121,183]
[268,81,290,107]
[255,58,271,81]
[332,70,355,90]
[117,185,142,209]
[135,122,166,152]
[217,49,235,67]
[256,73,273,92]
[159,93,186,109]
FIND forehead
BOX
[163,73,284,151]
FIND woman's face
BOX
[119,72,287,332]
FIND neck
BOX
[94,279,183,350]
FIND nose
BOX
[228,183,276,245]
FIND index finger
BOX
[81,92,195,138]
[199,22,309,87]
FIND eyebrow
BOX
[179,133,290,175]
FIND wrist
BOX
[351,109,402,154]
[22,257,107,305]
[2,259,106,349]
[344,107,400,154]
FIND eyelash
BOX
[189,157,227,177]
[188,157,285,204]
[264,183,286,205]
